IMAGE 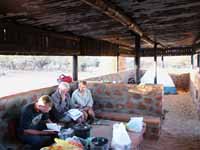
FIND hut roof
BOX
[0,0,200,55]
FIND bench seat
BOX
[95,111,161,139]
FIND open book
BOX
[68,109,83,121]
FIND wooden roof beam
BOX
[141,46,193,56]
[193,34,200,45]
[81,0,165,48]
[194,43,200,53]
[0,21,119,56]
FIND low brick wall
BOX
[88,82,163,139]
[170,73,190,91]
[0,86,56,144]
[86,70,145,83]
[88,82,163,117]
[0,81,163,145]
[190,71,200,119]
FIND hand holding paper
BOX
[45,123,61,132]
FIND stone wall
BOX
[0,76,164,144]
[190,71,200,119]
[118,56,126,72]
[86,70,145,84]
[170,73,190,91]
[87,82,163,117]
[0,86,56,143]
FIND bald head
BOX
[58,82,70,99]
[58,82,70,90]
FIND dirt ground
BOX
[141,93,200,150]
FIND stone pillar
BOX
[118,56,126,72]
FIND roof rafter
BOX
[0,21,119,56]
[193,34,200,45]
[141,46,194,56]
[81,0,165,48]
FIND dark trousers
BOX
[19,135,54,150]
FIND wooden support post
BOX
[154,43,157,84]
[73,55,78,81]
[135,34,141,84]
[191,54,194,69]
[117,55,119,72]
[161,55,164,68]
[197,54,200,73]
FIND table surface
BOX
[91,120,145,149]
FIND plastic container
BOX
[90,137,109,150]
[58,128,74,140]
[73,123,91,139]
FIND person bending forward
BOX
[18,95,57,150]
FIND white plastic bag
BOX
[111,123,132,150]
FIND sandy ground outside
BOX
[141,93,200,150]
[0,70,109,97]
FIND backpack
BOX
[57,74,73,83]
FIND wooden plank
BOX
[81,0,165,47]
[154,43,157,84]
[73,55,78,81]
[194,43,200,53]
[118,45,134,56]
[80,37,118,56]
[0,21,119,56]
[141,47,194,56]
[135,34,140,84]
[0,21,80,55]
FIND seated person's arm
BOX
[47,118,53,123]
[23,129,56,135]
[82,106,90,111]
[70,92,81,108]
[81,90,93,111]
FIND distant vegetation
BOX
[0,56,102,76]
[0,56,71,71]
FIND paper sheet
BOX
[46,123,61,132]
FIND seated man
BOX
[18,95,57,150]
[71,80,95,122]
[50,82,72,123]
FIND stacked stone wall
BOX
[190,71,200,119]
[88,83,163,117]
[170,73,190,91]
[86,69,145,84]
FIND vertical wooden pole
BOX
[3,28,6,41]
[154,43,157,84]
[73,55,78,81]
[117,55,119,72]
[198,54,200,73]
[191,54,194,69]
[135,34,141,84]
[161,55,164,68]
